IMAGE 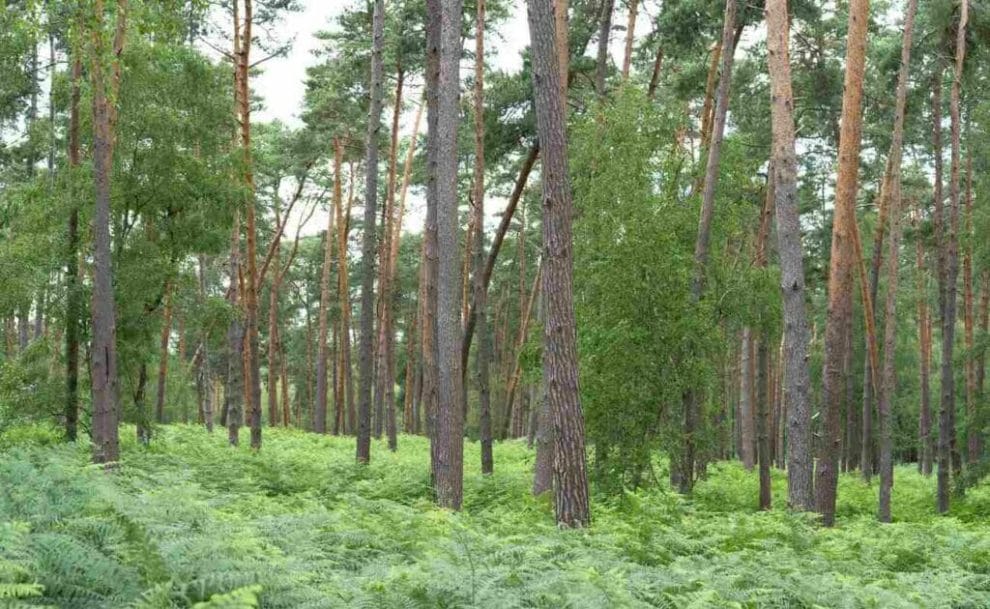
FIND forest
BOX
[1,0,990,606]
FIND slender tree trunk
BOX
[473,0,493,474]
[739,328,755,469]
[698,42,722,159]
[315,186,336,434]
[89,0,128,465]
[964,154,978,464]
[757,335,771,510]
[461,146,539,371]
[357,0,386,463]
[682,0,737,493]
[268,204,283,428]
[877,0,917,522]
[423,0,441,451]
[503,264,542,438]
[594,0,613,96]
[135,362,150,444]
[197,256,214,433]
[939,0,967,511]
[816,0,869,527]
[621,0,638,80]
[332,140,355,435]
[916,208,933,475]
[155,284,174,423]
[527,0,590,526]
[65,43,83,443]
[226,210,244,445]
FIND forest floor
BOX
[2,425,990,608]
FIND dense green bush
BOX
[1,425,990,608]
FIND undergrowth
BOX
[2,424,990,608]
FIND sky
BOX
[247,0,652,238]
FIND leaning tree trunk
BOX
[357,0,385,463]
[816,0,869,527]
[682,0,737,493]
[89,0,128,465]
[527,0,590,527]
[877,0,917,523]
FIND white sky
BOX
[249,0,651,238]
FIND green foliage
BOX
[2,426,990,608]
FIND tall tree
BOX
[682,0,737,493]
[877,0,917,523]
[472,0,493,474]
[315,175,336,434]
[357,0,385,463]
[526,0,590,527]
[433,0,465,509]
[333,138,354,435]
[65,29,83,443]
[816,0,869,527]
[938,0,967,512]
[89,0,129,465]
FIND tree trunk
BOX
[816,0,868,527]
[135,362,150,444]
[197,256,214,433]
[357,0,386,463]
[423,0,441,453]
[333,139,355,435]
[226,211,245,445]
[527,0,590,526]
[682,0,737,493]
[65,42,83,443]
[964,154,978,464]
[620,0,638,80]
[155,284,174,423]
[376,67,404,451]
[315,185,336,434]
[916,208,933,475]
[503,264,542,438]
[473,0,493,474]
[89,0,128,465]
[738,328,755,469]
[267,204,283,428]
[594,0,613,96]
[757,335,771,510]
[432,0,466,510]
[877,0,917,523]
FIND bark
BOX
[646,42,664,100]
[964,155,978,463]
[682,0,737,493]
[65,43,83,443]
[877,0,917,523]
[197,256,214,433]
[816,0,868,527]
[555,0,569,100]
[135,363,150,445]
[595,0,614,96]
[916,208,933,475]
[226,212,245,445]
[738,328,755,470]
[423,0,441,451]
[433,0,466,509]
[527,0,591,526]
[473,0,493,474]
[155,284,174,423]
[235,0,262,451]
[267,204,282,428]
[89,0,128,465]
[938,0,967,513]
[621,0,638,80]
[333,139,354,435]
[698,42,722,158]
[357,0,386,463]
[757,334,772,510]
[315,182,336,434]
[375,67,404,451]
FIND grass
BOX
[2,424,990,608]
